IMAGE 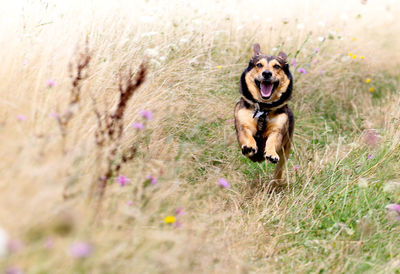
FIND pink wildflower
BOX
[315,48,320,53]
[139,110,153,120]
[44,238,54,249]
[116,175,130,186]
[132,122,145,129]
[297,68,307,74]
[291,58,297,67]
[145,175,157,185]
[46,79,57,88]
[362,129,381,148]
[225,119,234,123]
[6,267,23,274]
[173,221,183,228]
[127,201,133,206]
[293,165,300,172]
[218,178,230,188]
[16,115,26,121]
[50,112,60,118]
[7,239,23,253]
[368,154,374,159]
[386,204,400,220]
[175,206,186,216]
[69,242,93,258]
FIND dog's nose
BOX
[262,71,272,79]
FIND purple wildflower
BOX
[139,110,153,120]
[173,221,183,228]
[293,165,300,172]
[6,267,23,274]
[132,122,145,130]
[363,129,381,148]
[44,237,54,249]
[386,204,400,214]
[116,175,130,186]
[50,112,60,118]
[315,48,320,53]
[291,58,297,67]
[225,119,234,123]
[46,79,56,88]
[127,201,133,206]
[368,154,374,159]
[175,206,186,216]
[16,115,26,121]
[145,175,157,185]
[7,239,23,253]
[218,178,230,188]
[297,68,307,74]
[69,242,93,258]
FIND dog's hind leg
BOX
[272,141,291,184]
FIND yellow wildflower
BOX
[348,53,353,56]
[369,87,374,92]
[352,37,357,41]
[365,78,371,83]
[352,54,357,59]
[360,56,365,60]
[164,216,176,224]
[217,65,222,69]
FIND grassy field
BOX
[1,0,400,273]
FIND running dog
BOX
[234,43,294,183]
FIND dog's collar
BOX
[242,96,286,117]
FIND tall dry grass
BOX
[1,0,400,273]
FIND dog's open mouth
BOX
[255,80,279,100]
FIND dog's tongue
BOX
[261,82,273,97]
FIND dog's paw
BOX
[264,152,279,164]
[241,145,257,156]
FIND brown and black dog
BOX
[234,43,294,183]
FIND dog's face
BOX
[244,44,291,103]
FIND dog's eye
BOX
[256,63,263,68]
[273,64,281,69]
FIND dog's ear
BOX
[253,43,261,56]
[277,51,287,63]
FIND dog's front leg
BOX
[235,107,258,157]
[263,114,288,163]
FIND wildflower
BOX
[352,37,357,41]
[348,53,353,57]
[126,201,133,206]
[360,56,365,60]
[352,54,357,59]
[16,114,26,121]
[132,123,145,130]
[69,242,93,258]
[173,221,183,228]
[175,206,186,216]
[218,178,230,188]
[369,87,374,92]
[116,175,130,186]
[217,65,222,69]
[362,129,381,147]
[0,227,9,257]
[164,216,176,224]
[5,267,23,274]
[7,239,23,253]
[44,238,54,249]
[139,110,153,120]
[50,112,59,118]
[225,119,234,123]
[365,78,371,83]
[297,68,307,74]
[293,165,300,172]
[46,79,56,88]
[315,48,320,53]
[145,175,157,185]
[291,58,297,67]
[367,154,374,159]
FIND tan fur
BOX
[234,104,258,155]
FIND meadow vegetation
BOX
[0,0,399,273]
